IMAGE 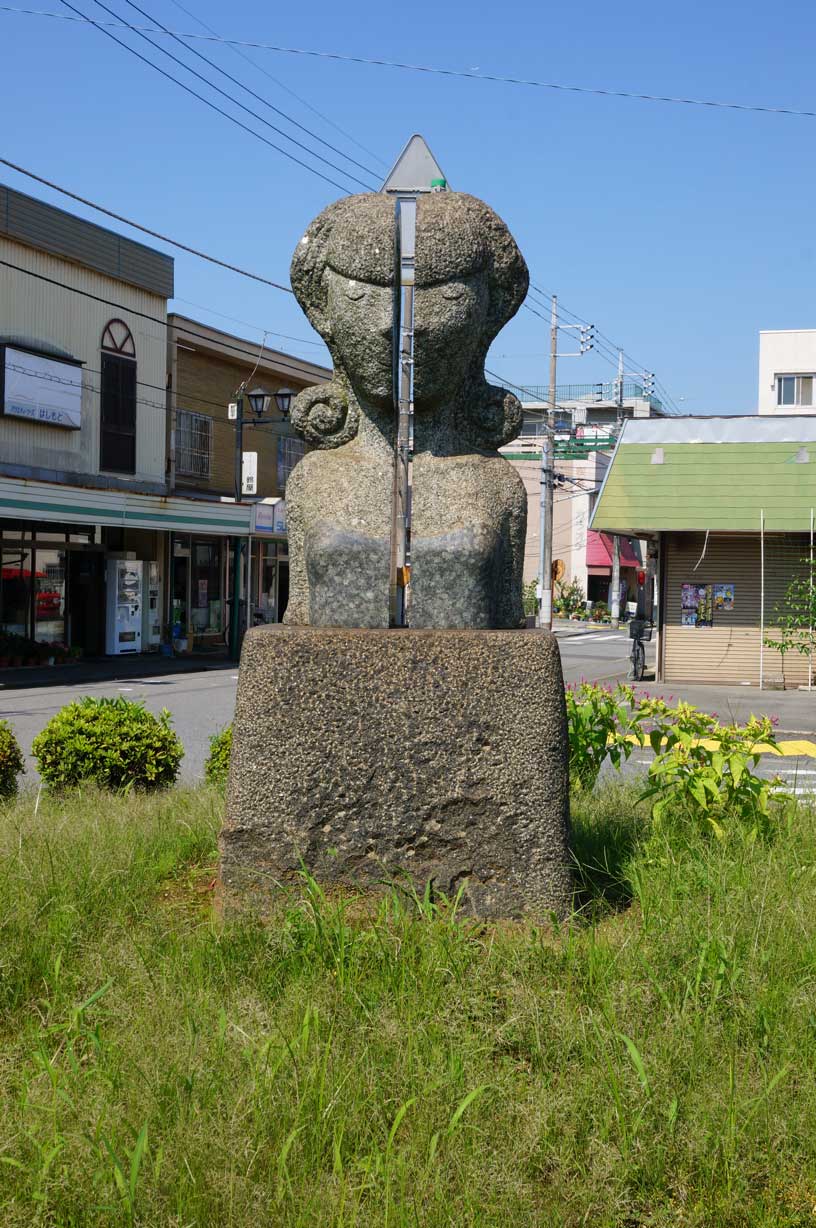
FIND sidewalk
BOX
[634,680,816,737]
[0,653,235,691]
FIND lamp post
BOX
[229,386,292,660]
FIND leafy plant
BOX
[205,725,232,785]
[521,580,538,617]
[554,577,585,617]
[32,697,183,792]
[565,682,645,792]
[764,556,816,668]
[638,703,788,837]
[0,720,24,797]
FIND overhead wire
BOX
[57,0,359,195]
[0,257,330,387]
[117,0,379,182]
[164,0,387,168]
[5,8,816,122]
[0,155,295,293]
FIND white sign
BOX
[241,451,258,495]
[3,347,82,429]
[228,402,238,420]
[251,499,287,535]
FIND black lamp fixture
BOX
[274,387,294,418]
[246,387,272,417]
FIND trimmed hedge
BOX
[205,726,232,785]
[32,697,183,791]
[0,720,24,797]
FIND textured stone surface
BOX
[285,190,530,629]
[221,626,572,919]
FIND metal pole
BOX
[389,197,416,627]
[759,509,765,690]
[233,393,244,505]
[810,507,813,691]
[230,391,244,661]
[539,295,557,630]
[610,535,621,627]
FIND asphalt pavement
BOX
[3,624,816,790]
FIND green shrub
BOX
[32,697,183,792]
[521,579,538,617]
[0,720,24,797]
[205,725,232,784]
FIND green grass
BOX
[1,783,816,1225]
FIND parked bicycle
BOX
[628,617,652,681]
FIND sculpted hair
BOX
[289,191,528,450]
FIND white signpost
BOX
[381,135,449,627]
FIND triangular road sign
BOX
[380,134,449,193]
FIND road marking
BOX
[117,687,134,692]
[562,631,627,642]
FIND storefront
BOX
[249,499,289,624]
[590,415,816,687]
[0,476,252,661]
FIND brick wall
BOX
[174,349,316,498]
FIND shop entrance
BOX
[68,552,105,656]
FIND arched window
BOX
[100,319,137,473]
[101,319,136,357]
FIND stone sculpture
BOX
[284,190,529,629]
[220,179,573,921]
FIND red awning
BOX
[585,531,640,570]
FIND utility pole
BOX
[538,295,558,630]
[610,535,621,628]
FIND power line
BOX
[57,0,358,195]
[164,0,387,169]
[113,0,379,185]
[0,155,295,293]
[0,256,330,386]
[5,8,816,122]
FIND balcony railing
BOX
[513,381,662,410]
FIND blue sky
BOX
[3,0,816,413]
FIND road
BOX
[3,626,815,792]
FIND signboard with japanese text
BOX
[251,499,287,535]
[2,346,83,429]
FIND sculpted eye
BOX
[345,280,366,301]
[441,281,467,300]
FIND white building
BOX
[758,330,816,416]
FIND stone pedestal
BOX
[220,626,572,920]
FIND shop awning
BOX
[585,531,640,571]
[0,476,253,535]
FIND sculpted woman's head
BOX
[289,191,528,450]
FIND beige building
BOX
[0,183,310,662]
[758,330,816,416]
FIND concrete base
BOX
[220,626,572,920]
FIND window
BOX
[100,353,137,473]
[277,436,306,488]
[776,374,815,407]
[176,410,213,478]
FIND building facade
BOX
[501,382,655,602]
[166,315,329,645]
[0,183,317,663]
[758,330,816,416]
[591,415,816,687]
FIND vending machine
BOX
[105,559,143,655]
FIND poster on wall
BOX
[714,583,735,611]
[2,346,83,429]
[681,583,715,627]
